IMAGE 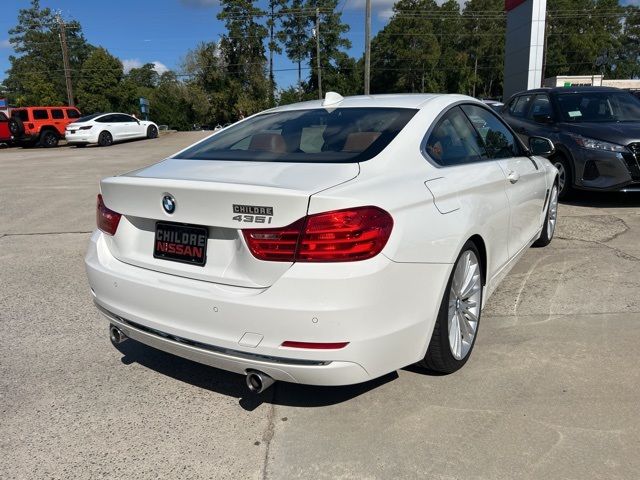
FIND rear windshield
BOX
[76,113,103,123]
[555,91,640,123]
[175,108,417,163]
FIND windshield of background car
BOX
[555,91,640,122]
[175,108,418,163]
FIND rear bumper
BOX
[86,230,451,386]
[66,131,97,143]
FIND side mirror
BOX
[529,136,555,157]
[533,113,554,124]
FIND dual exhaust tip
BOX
[245,370,275,394]
[109,324,275,394]
[109,325,127,345]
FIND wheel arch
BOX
[467,234,487,286]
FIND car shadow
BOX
[115,339,401,411]
[562,190,640,208]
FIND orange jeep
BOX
[11,106,82,147]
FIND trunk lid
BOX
[100,159,359,287]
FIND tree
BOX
[306,0,351,96]
[614,5,640,78]
[279,0,312,96]
[266,0,287,105]
[5,0,93,105]
[370,0,441,94]
[218,0,270,118]
[76,48,123,113]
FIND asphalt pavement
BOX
[1,134,639,479]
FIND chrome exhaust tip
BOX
[109,325,127,345]
[246,370,275,394]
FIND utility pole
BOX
[472,55,478,98]
[57,14,74,106]
[315,7,322,100]
[364,0,371,95]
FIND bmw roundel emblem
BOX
[162,194,176,214]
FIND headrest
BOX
[248,133,286,153]
[342,132,381,153]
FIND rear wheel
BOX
[420,241,483,373]
[39,130,59,148]
[146,125,158,139]
[552,154,572,199]
[98,131,113,147]
[533,183,558,247]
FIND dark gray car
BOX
[501,86,640,198]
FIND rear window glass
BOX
[67,109,80,118]
[33,109,49,120]
[13,110,29,121]
[51,109,64,119]
[77,113,103,123]
[175,108,417,163]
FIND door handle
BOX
[507,171,520,184]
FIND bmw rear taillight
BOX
[97,194,121,235]
[243,206,393,262]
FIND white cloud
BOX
[0,39,10,49]
[152,61,169,74]
[122,58,143,73]
[122,58,169,74]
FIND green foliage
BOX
[5,0,93,106]
[76,48,123,113]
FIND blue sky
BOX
[1,0,638,89]
[0,0,397,88]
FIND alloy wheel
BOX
[448,250,482,360]
[554,161,566,194]
[547,186,559,239]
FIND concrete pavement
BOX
[1,134,639,479]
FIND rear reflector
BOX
[97,194,121,236]
[243,206,393,262]
[281,341,349,349]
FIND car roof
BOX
[267,93,477,113]
[514,86,625,96]
[13,106,78,109]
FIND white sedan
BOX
[66,113,158,147]
[85,93,558,392]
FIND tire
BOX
[146,125,158,139]
[552,154,572,200]
[533,183,559,248]
[420,241,484,374]
[39,130,59,148]
[8,117,24,137]
[98,131,113,147]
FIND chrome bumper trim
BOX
[95,302,331,367]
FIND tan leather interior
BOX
[342,132,381,153]
[249,133,287,153]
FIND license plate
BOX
[154,222,208,266]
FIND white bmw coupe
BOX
[66,113,158,147]
[86,93,558,392]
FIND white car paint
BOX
[65,113,158,145]
[85,94,558,386]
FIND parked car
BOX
[86,93,558,391]
[501,86,640,197]
[66,113,159,147]
[481,99,504,113]
[10,106,81,147]
[0,111,16,144]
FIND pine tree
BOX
[279,0,312,97]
